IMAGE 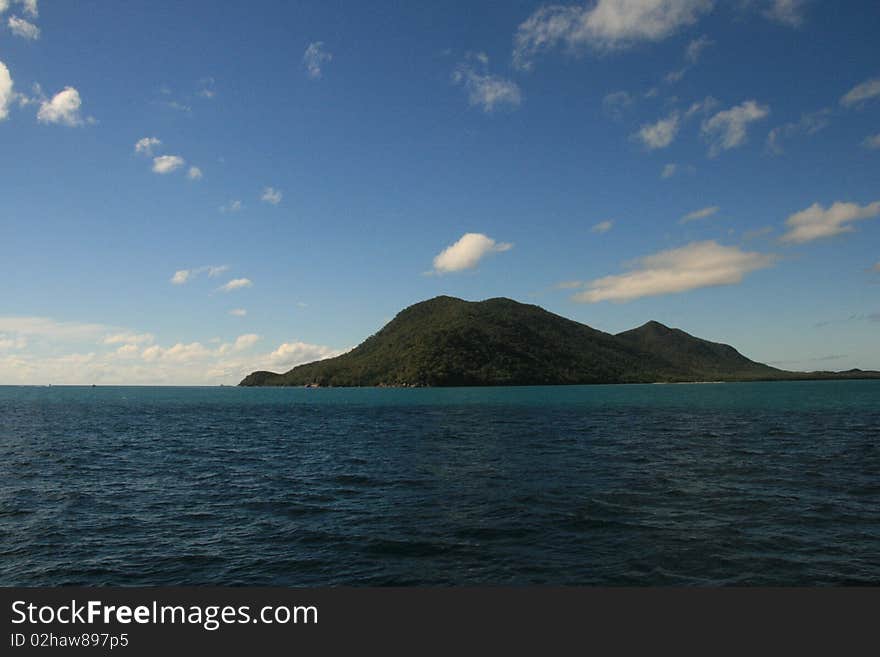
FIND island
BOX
[239,296,880,387]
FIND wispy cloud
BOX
[452,53,522,113]
[229,308,247,317]
[571,240,775,303]
[8,15,39,39]
[303,42,332,79]
[780,200,880,244]
[680,205,719,224]
[512,0,713,70]
[685,34,713,64]
[102,332,154,346]
[432,233,513,273]
[260,187,282,205]
[603,90,634,120]
[766,108,830,154]
[196,76,215,99]
[134,137,161,156]
[219,278,253,292]
[763,0,808,27]
[220,200,242,214]
[187,166,203,180]
[592,220,614,234]
[701,100,770,156]
[170,265,228,285]
[862,133,880,150]
[840,77,880,109]
[0,316,108,342]
[661,163,678,179]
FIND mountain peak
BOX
[239,296,789,387]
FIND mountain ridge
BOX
[239,296,880,387]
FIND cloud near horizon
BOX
[571,240,776,303]
[0,321,345,385]
[432,233,513,273]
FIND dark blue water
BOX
[1,382,878,586]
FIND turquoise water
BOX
[1,381,878,585]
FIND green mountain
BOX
[239,296,878,387]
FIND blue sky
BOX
[1,0,879,384]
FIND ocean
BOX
[1,381,878,586]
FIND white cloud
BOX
[170,270,191,285]
[701,100,769,156]
[219,278,253,292]
[452,56,522,113]
[680,205,719,223]
[187,166,203,180]
[763,0,807,27]
[840,78,880,109]
[218,333,260,354]
[170,265,228,285]
[8,15,38,39]
[432,233,513,273]
[863,133,880,150]
[102,332,154,346]
[261,187,282,205]
[37,86,87,126]
[634,111,679,149]
[661,163,678,178]
[513,0,714,70]
[572,240,775,303]
[220,200,242,213]
[0,334,28,350]
[0,316,108,342]
[265,341,344,370]
[229,308,247,317]
[0,60,12,121]
[0,313,346,385]
[152,155,185,174]
[592,220,614,233]
[134,136,161,156]
[780,200,880,244]
[685,34,713,63]
[303,42,332,79]
[766,109,830,154]
[603,90,634,120]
